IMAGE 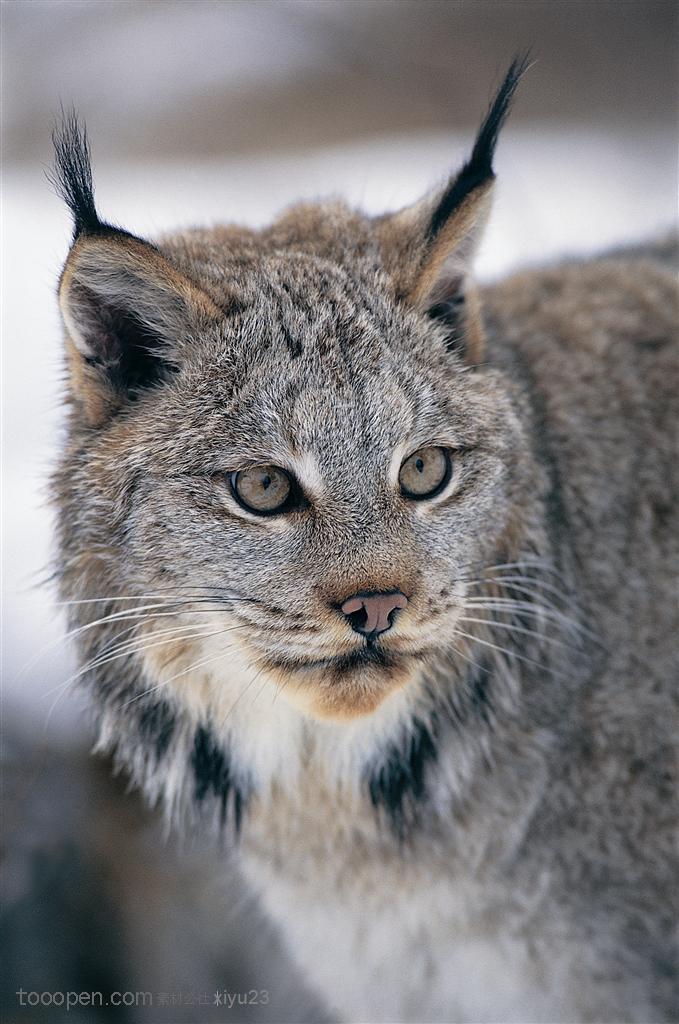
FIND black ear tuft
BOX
[427,53,532,243]
[49,109,103,239]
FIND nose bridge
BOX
[315,524,418,629]
[326,445,401,541]
[319,521,410,593]
[333,460,385,521]
[306,420,415,598]
[312,478,416,593]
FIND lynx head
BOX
[53,58,538,735]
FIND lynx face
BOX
[91,257,524,719]
[53,59,534,722]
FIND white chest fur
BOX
[240,833,574,1024]
[142,642,574,1021]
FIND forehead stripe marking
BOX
[281,322,302,358]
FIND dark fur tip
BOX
[48,108,102,239]
[428,52,532,242]
[469,52,532,179]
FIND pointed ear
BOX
[59,232,223,422]
[52,113,222,425]
[377,56,529,365]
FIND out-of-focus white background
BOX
[1,3,677,1021]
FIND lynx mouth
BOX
[258,642,431,720]
[268,641,429,677]
[292,644,395,673]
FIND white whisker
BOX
[43,625,241,700]
[116,637,246,712]
[463,597,587,637]
[15,602,192,683]
[458,615,577,650]
[481,559,566,581]
[474,573,576,607]
[19,601,241,686]
[217,665,268,729]
[452,627,569,679]
[467,578,597,642]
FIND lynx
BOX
[51,59,678,1022]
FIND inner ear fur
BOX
[59,231,222,425]
[379,185,493,365]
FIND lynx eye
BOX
[230,465,294,515]
[399,447,451,500]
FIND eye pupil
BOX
[415,458,424,473]
[262,475,271,490]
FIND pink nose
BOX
[340,591,408,637]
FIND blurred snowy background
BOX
[2,1,677,1021]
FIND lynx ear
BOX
[377,56,529,364]
[52,113,222,424]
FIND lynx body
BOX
[51,62,678,1022]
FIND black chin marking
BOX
[192,725,246,831]
[367,713,438,837]
[138,698,176,761]
[467,655,495,726]
[366,654,499,836]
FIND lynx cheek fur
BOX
[51,59,678,1023]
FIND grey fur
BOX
[51,92,678,1021]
